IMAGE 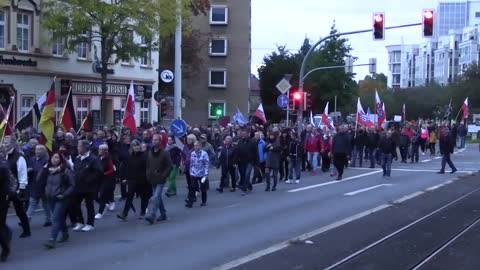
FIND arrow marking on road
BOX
[344,184,393,196]
[288,170,382,193]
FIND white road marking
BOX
[211,204,391,270]
[288,171,383,193]
[421,159,432,163]
[434,156,442,160]
[344,184,393,196]
[425,184,444,191]
[392,168,473,173]
[393,191,424,204]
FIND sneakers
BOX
[94,213,103,220]
[295,180,300,184]
[81,225,95,232]
[44,239,56,249]
[73,223,84,231]
[285,180,293,184]
[57,233,69,243]
[108,202,116,211]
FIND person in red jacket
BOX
[304,129,323,175]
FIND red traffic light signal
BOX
[293,92,302,101]
[423,9,434,37]
[373,12,385,40]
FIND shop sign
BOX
[0,55,37,67]
[72,82,128,96]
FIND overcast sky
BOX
[251,0,442,81]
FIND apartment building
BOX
[0,0,158,129]
[179,0,252,124]
[386,1,480,89]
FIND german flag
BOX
[39,81,56,151]
[59,87,77,132]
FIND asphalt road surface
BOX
[5,145,479,270]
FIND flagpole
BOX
[454,107,463,121]
[59,86,72,130]
[1,96,15,143]
[354,113,359,138]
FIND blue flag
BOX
[233,107,248,126]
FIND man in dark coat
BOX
[438,127,457,174]
[332,126,351,180]
[145,134,172,224]
[72,140,102,232]
[0,146,12,261]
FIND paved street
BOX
[5,145,479,270]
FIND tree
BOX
[258,46,299,123]
[42,0,209,124]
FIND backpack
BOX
[411,134,419,144]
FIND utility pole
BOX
[174,0,182,119]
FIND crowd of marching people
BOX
[0,119,467,261]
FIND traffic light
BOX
[423,9,434,37]
[209,102,224,118]
[160,99,168,117]
[304,92,312,111]
[373,12,385,40]
[290,91,302,110]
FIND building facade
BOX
[179,0,251,125]
[386,44,419,88]
[0,0,158,130]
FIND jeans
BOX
[27,196,51,222]
[252,162,265,184]
[220,165,236,189]
[381,153,393,176]
[265,168,279,189]
[411,144,420,163]
[441,153,457,172]
[48,199,67,241]
[72,192,95,226]
[279,158,289,180]
[367,148,375,168]
[147,184,166,219]
[351,146,364,167]
[307,152,319,171]
[289,158,301,180]
[238,163,252,192]
[459,136,466,149]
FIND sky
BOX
[251,0,442,81]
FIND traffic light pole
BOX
[297,22,421,135]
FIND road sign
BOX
[277,94,289,108]
[160,70,174,83]
[276,78,291,94]
[170,119,187,138]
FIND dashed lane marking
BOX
[288,171,383,193]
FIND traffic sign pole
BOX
[286,88,290,125]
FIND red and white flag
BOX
[255,103,267,124]
[375,90,386,129]
[322,102,334,130]
[402,104,406,122]
[122,81,137,134]
[356,98,375,127]
[462,97,469,120]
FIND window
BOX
[210,6,228,25]
[52,38,65,57]
[476,12,480,18]
[21,95,34,117]
[55,98,65,125]
[140,101,150,124]
[208,101,226,119]
[140,36,150,66]
[121,30,134,64]
[209,38,227,56]
[17,13,30,52]
[76,98,90,128]
[77,30,88,59]
[209,69,227,88]
[0,11,5,49]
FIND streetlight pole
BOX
[174,0,182,119]
[296,23,421,135]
